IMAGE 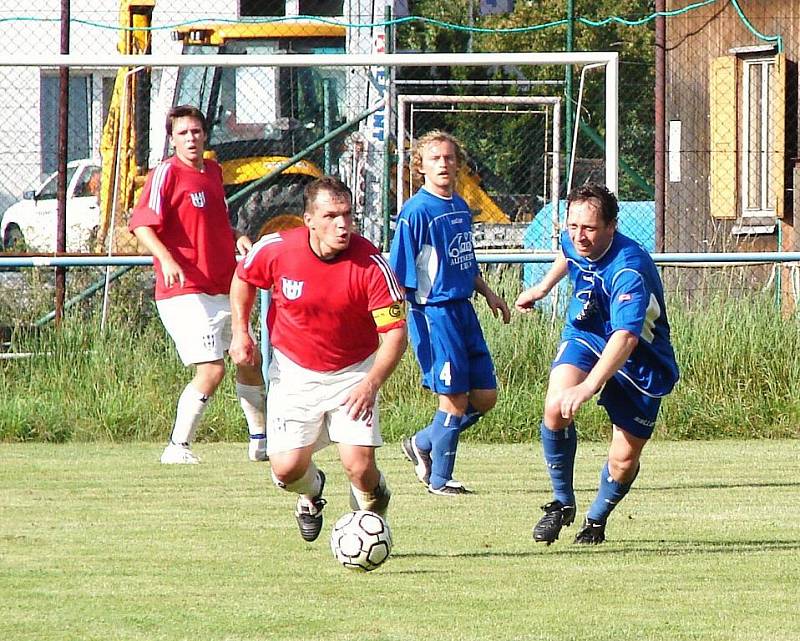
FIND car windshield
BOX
[37,166,78,200]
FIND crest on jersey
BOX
[190,191,206,208]
[281,277,304,300]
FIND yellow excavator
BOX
[97,1,512,253]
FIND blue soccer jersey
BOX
[389,187,478,304]
[560,229,679,397]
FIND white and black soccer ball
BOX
[330,510,392,572]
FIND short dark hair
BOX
[303,176,352,212]
[166,105,208,136]
[567,182,619,225]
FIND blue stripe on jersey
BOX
[389,188,478,305]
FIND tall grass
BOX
[1,266,799,442]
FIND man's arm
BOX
[132,226,185,289]
[474,274,511,324]
[342,325,407,421]
[556,329,639,421]
[228,272,259,367]
[514,253,567,312]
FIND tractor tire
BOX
[230,177,310,241]
[3,224,26,253]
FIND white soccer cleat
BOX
[248,435,268,462]
[160,442,200,465]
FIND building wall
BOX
[665,0,799,254]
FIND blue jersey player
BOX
[515,182,679,543]
[390,130,510,496]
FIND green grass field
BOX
[2,440,798,641]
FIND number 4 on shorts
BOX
[439,362,452,387]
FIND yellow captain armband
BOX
[372,302,406,328]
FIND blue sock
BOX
[458,402,482,433]
[414,422,433,452]
[428,411,463,489]
[587,461,638,523]
[540,422,577,507]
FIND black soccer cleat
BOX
[427,480,474,496]
[532,500,576,545]
[574,517,606,545]
[400,435,431,485]
[294,470,327,542]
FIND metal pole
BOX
[382,4,394,251]
[655,0,666,252]
[55,0,70,326]
[565,0,575,190]
[468,0,474,54]
[323,78,332,174]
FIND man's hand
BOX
[342,376,379,422]
[160,256,185,289]
[236,234,253,256]
[554,381,596,421]
[229,332,257,367]
[514,285,548,313]
[484,289,511,324]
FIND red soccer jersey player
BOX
[229,176,406,544]
[130,105,267,465]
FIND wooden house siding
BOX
[665,0,798,253]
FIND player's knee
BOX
[608,454,639,482]
[543,399,570,430]
[196,361,226,391]
[270,462,305,488]
[471,390,497,414]
[341,457,374,484]
[236,362,264,386]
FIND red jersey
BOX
[237,227,405,372]
[129,156,237,300]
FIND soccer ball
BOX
[330,510,392,572]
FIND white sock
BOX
[279,462,321,498]
[350,473,391,517]
[236,382,266,437]
[170,384,210,445]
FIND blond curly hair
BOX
[410,130,466,181]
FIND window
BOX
[742,57,777,217]
[709,51,786,226]
[240,0,285,16]
[298,0,343,15]
[40,74,91,175]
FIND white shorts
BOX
[156,293,233,366]
[266,348,383,456]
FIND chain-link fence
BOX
[0,0,798,325]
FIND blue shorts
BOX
[552,335,664,439]
[408,300,496,395]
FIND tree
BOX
[397,1,656,200]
